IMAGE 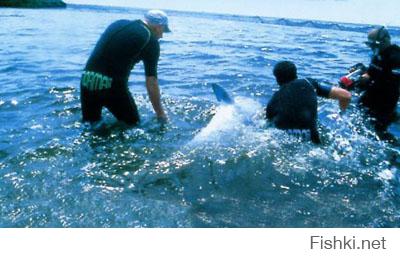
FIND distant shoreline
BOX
[0,0,66,8]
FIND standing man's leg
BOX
[81,88,103,123]
[105,88,140,126]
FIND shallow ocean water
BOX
[0,4,400,227]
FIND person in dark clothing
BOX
[266,61,351,143]
[357,26,400,140]
[80,10,171,126]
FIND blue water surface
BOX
[0,4,400,227]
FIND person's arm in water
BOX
[266,93,279,121]
[141,35,167,122]
[146,76,167,122]
[309,78,351,112]
[328,86,352,112]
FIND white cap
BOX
[144,10,171,33]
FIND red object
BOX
[340,76,353,87]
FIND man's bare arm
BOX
[329,86,352,112]
[145,76,167,121]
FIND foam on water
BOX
[191,96,262,144]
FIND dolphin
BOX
[191,84,263,143]
[212,83,234,104]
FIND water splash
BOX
[191,96,263,144]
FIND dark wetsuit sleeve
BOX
[390,48,400,70]
[142,38,160,77]
[367,55,382,78]
[307,78,331,98]
[266,93,279,120]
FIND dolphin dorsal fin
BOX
[212,84,234,104]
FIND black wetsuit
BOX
[359,44,400,132]
[266,78,332,143]
[80,19,160,125]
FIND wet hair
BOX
[273,61,298,85]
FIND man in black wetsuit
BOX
[266,61,351,143]
[358,26,400,140]
[80,10,170,125]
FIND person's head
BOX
[144,10,171,39]
[365,26,391,54]
[273,61,298,86]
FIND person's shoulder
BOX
[392,44,400,56]
[390,44,400,50]
[306,77,333,98]
[304,77,318,85]
[112,19,146,30]
[299,78,319,90]
[110,19,131,26]
[385,44,400,63]
[105,19,133,32]
[386,44,400,55]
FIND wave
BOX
[68,4,400,36]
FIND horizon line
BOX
[66,3,399,30]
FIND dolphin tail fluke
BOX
[212,83,234,104]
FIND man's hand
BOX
[361,73,371,80]
[329,86,352,112]
[157,112,168,124]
